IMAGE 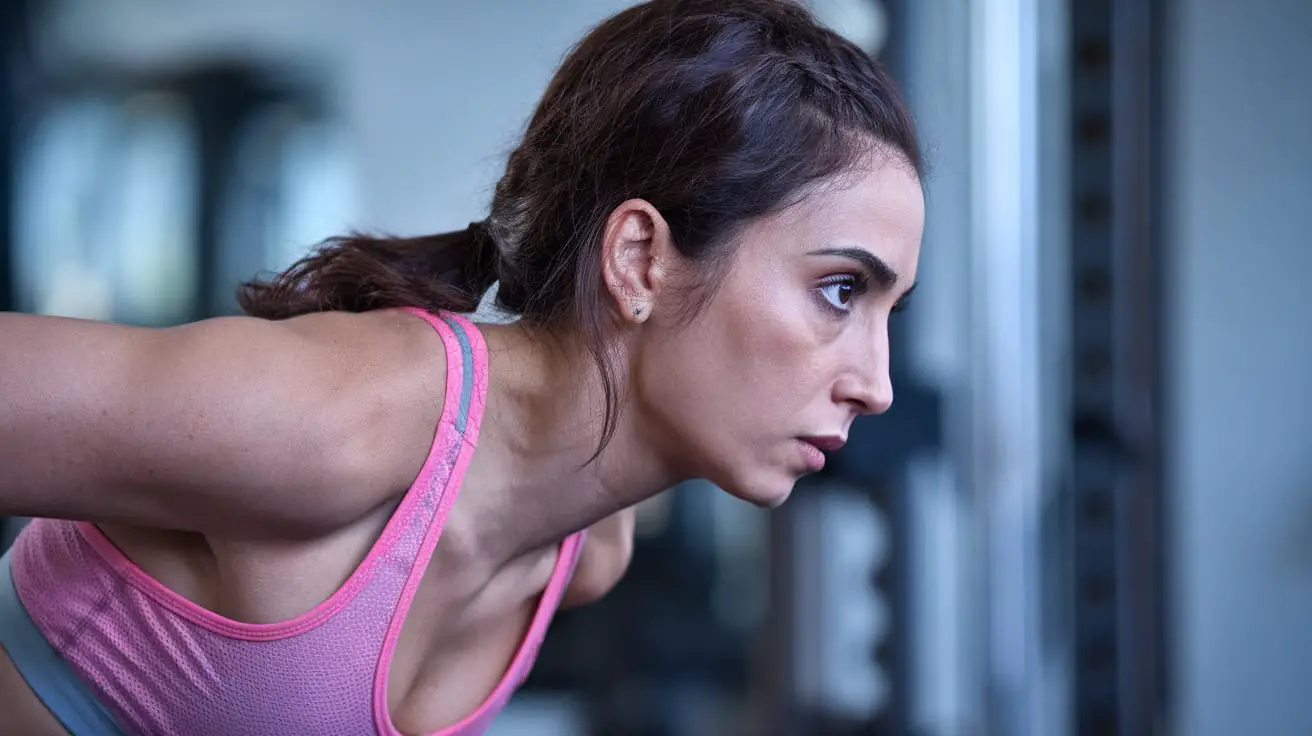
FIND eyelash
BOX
[813,274,913,317]
[814,273,870,317]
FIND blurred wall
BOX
[43,0,633,235]
[1166,1,1312,734]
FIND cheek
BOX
[721,277,833,397]
[643,283,829,440]
[632,252,857,489]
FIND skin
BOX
[0,151,923,734]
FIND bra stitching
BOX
[39,553,118,654]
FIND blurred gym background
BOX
[0,1,1308,735]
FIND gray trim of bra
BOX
[441,314,476,433]
[0,548,129,735]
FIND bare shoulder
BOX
[286,309,450,411]
[277,309,453,516]
[0,308,452,537]
[159,309,455,533]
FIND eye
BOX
[820,281,854,309]
[816,275,862,314]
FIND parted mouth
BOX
[799,435,846,452]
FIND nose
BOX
[833,338,894,416]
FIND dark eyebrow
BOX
[807,247,899,290]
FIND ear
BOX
[600,199,675,325]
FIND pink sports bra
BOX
[2,309,585,735]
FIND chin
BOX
[716,468,801,509]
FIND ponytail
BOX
[237,222,500,320]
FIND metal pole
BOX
[1110,0,1169,732]
[0,0,30,315]
[0,0,36,554]
[1069,0,1169,732]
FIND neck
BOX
[453,321,679,569]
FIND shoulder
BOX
[220,308,455,532]
[311,309,455,511]
[0,307,458,538]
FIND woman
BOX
[0,0,923,733]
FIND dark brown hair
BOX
[239,0,921,454]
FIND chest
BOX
[98,520,562,734]
[386,543,561,732]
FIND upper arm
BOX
[0,310,444,536]
[561,506,636,609]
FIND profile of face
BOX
[611,154,925,507]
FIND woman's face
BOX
[632,158,924,507]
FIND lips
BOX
[800,435,847,452]
[795,435,845,473]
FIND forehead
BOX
[741,156,925,271]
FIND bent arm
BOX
[0,311,439,537]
